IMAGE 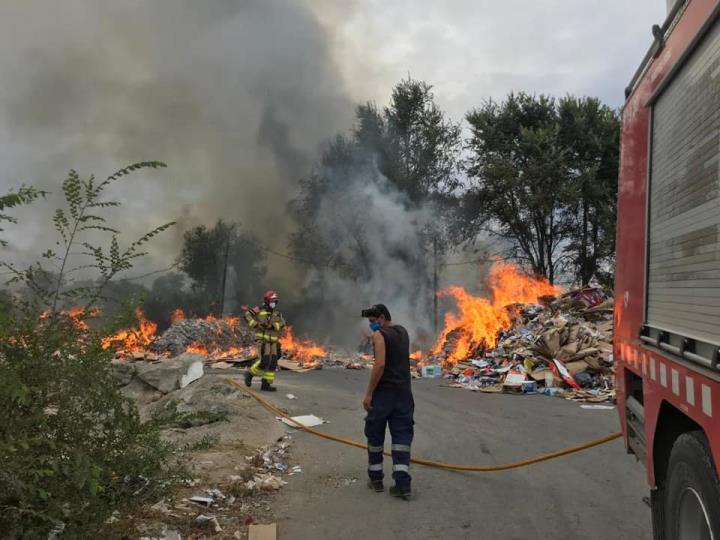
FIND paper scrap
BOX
[280,414,325,428]
[249,523,277,540]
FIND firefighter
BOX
[361,303,413,500]
[243,290,285,392]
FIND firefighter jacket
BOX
[245,306,285,356]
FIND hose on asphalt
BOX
[226,378,623,472]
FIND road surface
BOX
[262,369,650,540]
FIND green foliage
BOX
[151,402,229,429]
[0,186,46,247]
[184,433,221,452]
[558,97,620,286]
[0,163,182,538]
[0,317,184,539]
[459,92,620,284]
[178,220,267,314]
[2,162,174,312]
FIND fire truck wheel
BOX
[663,431,720,540]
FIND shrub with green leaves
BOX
[0,163,183,538]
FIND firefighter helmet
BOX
[264,290,279,304]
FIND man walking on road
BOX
[361,303,414,500]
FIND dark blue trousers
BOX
[364,387,414,489]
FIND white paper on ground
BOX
[580,404,615,410]
[280,414,325,428]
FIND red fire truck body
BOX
[616,0,720,536]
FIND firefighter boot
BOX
[389,485,412,500]
[261,380,277,392]
[244,371,253,388]
[368,479,384,492]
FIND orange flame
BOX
[432,262,560,365]
[39,306,99,331]
[170,308,186,324]
[101,308,157,352]
[280,326,327,366]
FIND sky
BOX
[0,0,668,282]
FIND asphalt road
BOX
[263,369,650,540]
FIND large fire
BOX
[432,262,560,364]
[280,326,327,366]
[100,308,327,366]
[101,308,158,353]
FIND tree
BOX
[178,220,267,315]
[558,97,620,286]
[287,78,461,340]
[460,93,572,283]
[458,92,620,285]
[352,78,461,204]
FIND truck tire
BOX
[663,431,720,540]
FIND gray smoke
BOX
[296,167,436,349]
[0,0,354,280]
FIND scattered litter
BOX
[421,364,442,378]
[104,510,121,524]
[581,404,615,410]
[190,495,215,507]
[249,523,277,540]
[285,393,297,400]
[196,514,223,533]
[289,465,302,475]
[159,527,182,540]
[212,361,234,369]
[245,473,287,491]
[280,414,325,428]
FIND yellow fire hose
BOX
[227,378,622,472]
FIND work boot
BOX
[368,479,384,493]
[244,371,253,388]
[260,380,277,392]
[389,485,411,500]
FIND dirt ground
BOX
[101,372,292,540]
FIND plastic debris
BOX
[415,286,615,402]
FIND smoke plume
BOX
[0,0,353,278]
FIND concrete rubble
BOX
[112,353,205,394]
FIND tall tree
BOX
[460,93,572,283]
[178,220,267,314]
[558,97,620,286]
[287,78,461,340]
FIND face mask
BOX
[369,321,381,332]
[269,302,277,309]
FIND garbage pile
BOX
[150,317,255,358]
[427,287,616,402]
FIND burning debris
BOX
[150,313,255,360]
[279,326,328,367]
[430,263,561,363]
[413,263,615,402]
[103,308,336,369]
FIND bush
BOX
[0,313,185,539]
[0,163,181,538]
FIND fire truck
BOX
[616,0,720,538]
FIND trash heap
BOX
[428,287,616,402]
[150,317,255,358]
